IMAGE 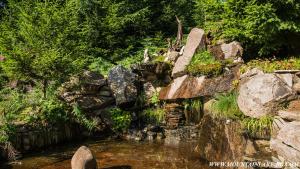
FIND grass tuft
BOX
[211,92,244,119]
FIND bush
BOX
[109,108,132,132]
[71,104,97,131]
[187,50,223,76]
[142,108,165,124]
[194,0,300,58]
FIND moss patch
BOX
[187,51,223,77]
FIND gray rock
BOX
[198,114,246,162]
[108,65,138,107]
[293,82,300,94]
[238,73,295,118]
[278,110,300,121]
[98,90,112,97]
[165,51,180,64]
[240,68,264,80]
[271,122,300,162]
[220,41,243,59]
[208,41,243,60]
[244,140,256,157]
[76,96,114,110]
[172,28,205,78]
[131,62,172,85]
[143,82,157,103]
[275,73,293,87]
[160,65,240,100]
[59,71,114,110]
[71,146,98,169]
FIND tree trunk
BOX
[174,15,183,50]
[43,80,48,99]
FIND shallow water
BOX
[1,140,213,169]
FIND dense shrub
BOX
[109,108,132,132]
[194,0,300,58]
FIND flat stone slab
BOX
[160,67,238,100]
[274,70,300,74]
[172,28,205,78]
[278,110,300,121]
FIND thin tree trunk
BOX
[43,79,48,99]
[174,15,183,50]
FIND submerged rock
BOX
[71,146,98,169]
[108,65,138,107]
[238,73,295,118]
[172,28,206,78]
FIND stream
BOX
[1,140,213,169]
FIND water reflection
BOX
[1,140,212,169]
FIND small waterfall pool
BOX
[1,140,213,169]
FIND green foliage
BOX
[211,92,244,119]
[109,108,132,132]
[187,50,223,76]
[194,0,300,57]
[0,115,15,144]
[0,87,68,125]
[194,0,225,37]
[210,91,274,135]
[183,98,203,123]
[153,56,166,63]
[240,58,300,74]
[88,57,115,76]
[142,108,165,124]
[241,116,274,134]
[72,104,97,131]
[150,91,160,106]
[183,99,203,115]
[0,0,88,86]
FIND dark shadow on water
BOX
[102,166,132,169]
[0,164,13,169]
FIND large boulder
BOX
[59,71,114,110]
[71,146,98,169]
[271,121,300,162]
[172,28,206,78]
[197,114,246,162]
[131,62,172,86]
[160,65,239,100]
[238,73,296,118]
[208,41,243,61]
[108,65,138,107]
